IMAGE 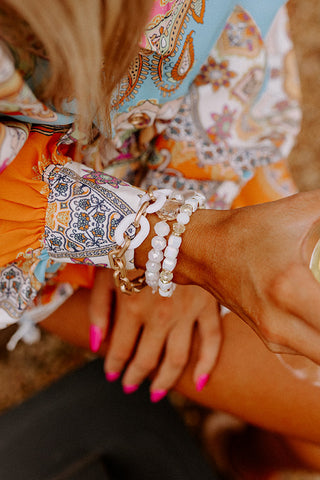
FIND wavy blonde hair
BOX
[0,0,154,138]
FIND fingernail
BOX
[150,389,167,403]
[106,371,120,382]
[196,374,209,392]
[89,325,102,352]
[123,384,139,394]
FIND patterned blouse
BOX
[0,0,301,335]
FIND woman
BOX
[0,0,320,476]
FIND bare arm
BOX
[134,190,320,363]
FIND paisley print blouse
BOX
[0,0,301,331]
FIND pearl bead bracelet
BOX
[145,220,170,292]
[146,191,206,297]
[158,193,205,297]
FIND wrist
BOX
[135,208,232,292]
[173,208,231,289]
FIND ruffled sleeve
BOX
[43,161,144,268]
[0,41,147,327]
[0,122,146,327]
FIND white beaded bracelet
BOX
[145,220,170,293]
[158,192,205,297]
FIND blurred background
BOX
[0,0,319,462]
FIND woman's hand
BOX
[89,268,222,401]
[91,188,320,382]
[175,190,320,363]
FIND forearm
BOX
[135,190,320,368]
[134,208,232,292]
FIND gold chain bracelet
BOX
[108,187,156,295]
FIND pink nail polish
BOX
[123,384,139,394]
[106,371,120,382]
[196,373,209,392]
[150,389,167,403]
[89,325,102,352]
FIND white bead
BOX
[180,203,193,216]
[145,271,158,283]
[162,257,177,272]
[146,280,159,291]
[148,249,163,262]
[146,277,159,290]
[176,212,190,225]
[164,245,179,259]
[185,198,198,212]
[146,260,161,273]
[154,221,170,237]
[159,287,173,297]
[194,192,206,205]
[159,279,172,291]
[168,235,182,249]
[151,235,166,251]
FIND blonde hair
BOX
[0,0,154,139]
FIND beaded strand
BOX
[158,192,205,297]
[145,220,170,293]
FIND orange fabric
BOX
[152,135,239,182]
[232,161,297,208]
[0,127,71,266]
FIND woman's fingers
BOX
[192,300,222,391]
[149,320,194,401]
[259,309,320,367]
[242,263,320,363]
[88,268,114,352]
[103,285,223,400]
[270,264,320,333]
[104,302,142,384]
[121,326,167,394]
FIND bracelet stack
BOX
[110,187,205,297]
[156,192,205,297]
[110,187,173,295]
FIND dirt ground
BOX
[0,0,319,452]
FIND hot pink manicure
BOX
[150,389,167,403]
[106,371,120,382]
[196,373,209,392]
[123,384,139,394]
[89,325,102,352]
